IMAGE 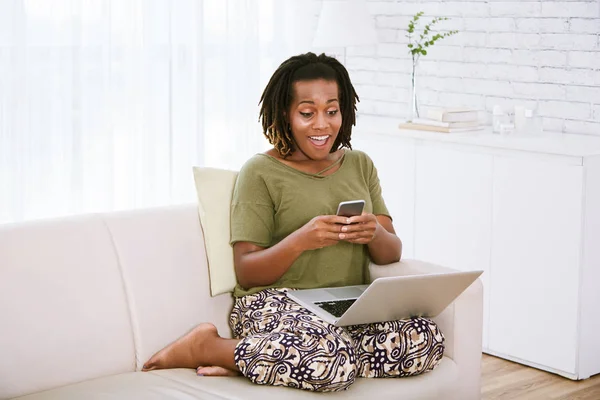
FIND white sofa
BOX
[0,204,483,399]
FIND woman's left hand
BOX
[337,213,380,244]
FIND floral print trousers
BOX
[230,288,445,392]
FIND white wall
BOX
[332,0,600,135]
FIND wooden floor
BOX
[482,354,600,400]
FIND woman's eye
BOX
[300,112,313,118]
[328,110,339,116]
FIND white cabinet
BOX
[354,116,600,380]
[489,156,584,374]
[413,145,493,348]
[352,132,416,259]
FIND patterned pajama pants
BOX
[230,288,445,392]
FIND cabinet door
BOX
[414,144,493,348]
[352,135,416,258]
[489,156,583,374]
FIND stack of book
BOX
[399,108,482,133]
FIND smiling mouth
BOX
[308,135,330,147]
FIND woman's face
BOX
[287,79,342,161]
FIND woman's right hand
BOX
[293,215,350,251]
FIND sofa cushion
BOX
[102,205,235,372]
[14,357,458,400]
[0,216,136,399]
[192,167,239,296]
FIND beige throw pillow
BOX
[192,167,239,296]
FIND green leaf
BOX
[407,12,461,49]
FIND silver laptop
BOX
[287,270,482,326]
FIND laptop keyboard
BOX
[315,299,357,317]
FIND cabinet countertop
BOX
[354,115,600,158]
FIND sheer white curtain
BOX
[0,0,317,224]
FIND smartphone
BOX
[336,200,365,218]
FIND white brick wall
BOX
[333,0,600,135]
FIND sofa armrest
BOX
[369,259,483,400]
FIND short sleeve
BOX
[230,156,275,247]
[366,154,391,219]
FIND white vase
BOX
[409,58,420,122]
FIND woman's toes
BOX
[142,357,159,372]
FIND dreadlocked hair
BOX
[258,52,359,158]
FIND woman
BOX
[142,52,444,392]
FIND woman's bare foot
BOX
[196,365,241,377]
[142,323,219,371]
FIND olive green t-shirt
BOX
[230,150,391,297]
